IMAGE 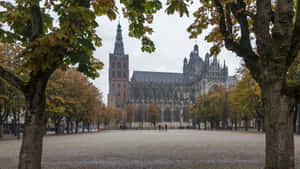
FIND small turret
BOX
[183,57,188,74]
[205,53,210,64]
[193,44,199,55]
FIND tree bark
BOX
[66,120,70,134]
[75,120,79,133]
[70,121,73,134]
[257,119,261,132]
[97,121,100,131]
[54,122,59,134]
[18,73,51,169]
[263,82,294,169]
[234,114,238,131]
[245,117,248,131]
[293,107,297,133]
[82,122,85,133]
[0,123,3,138]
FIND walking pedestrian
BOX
[165,124,168,132]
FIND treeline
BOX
[45,68,104,134]
[190,62,299,132]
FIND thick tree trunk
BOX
[263,82,294,169]
[18,75,50,169]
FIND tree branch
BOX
[30,5,43,41]
[214,0,260,81]
[0,65,26,92]
[254,0,272,58]
[284,83,300,98]
[288,0,300,66]
[214,0,239,54]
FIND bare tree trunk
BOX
[75,121,79,134]
[54,122,59,134]
[66,120,70,134]
[13,112,17,136]
[245,117,248,131]
[0,123,3,138]
[263,82,294,169]
[293,108,297,133]
[70,121,73,134]
[82,122,85,133]
[234,114,238,131]
[257,119,261,132]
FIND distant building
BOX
[107,24,129,108]
[108,24,235,124]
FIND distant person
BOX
[165,124,168,132]
[158,125,161,131]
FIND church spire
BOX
[113,23,124,55]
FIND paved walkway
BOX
[1,130,300,169]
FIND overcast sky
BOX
[91,2,242,104]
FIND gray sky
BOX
[91,2,241,104]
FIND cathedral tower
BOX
[108,23,129,108]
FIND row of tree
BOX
[45,68,104,134]
[190,68,262,131]
[190,59,300,133]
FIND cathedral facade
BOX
[108,24,233,125]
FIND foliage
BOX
[229,67,262,121]
[147,104,160,126]
[125,105,135,124]
[46,68,103,130]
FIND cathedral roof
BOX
[131,71,183,83]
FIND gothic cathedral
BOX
[108,24,235,125]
